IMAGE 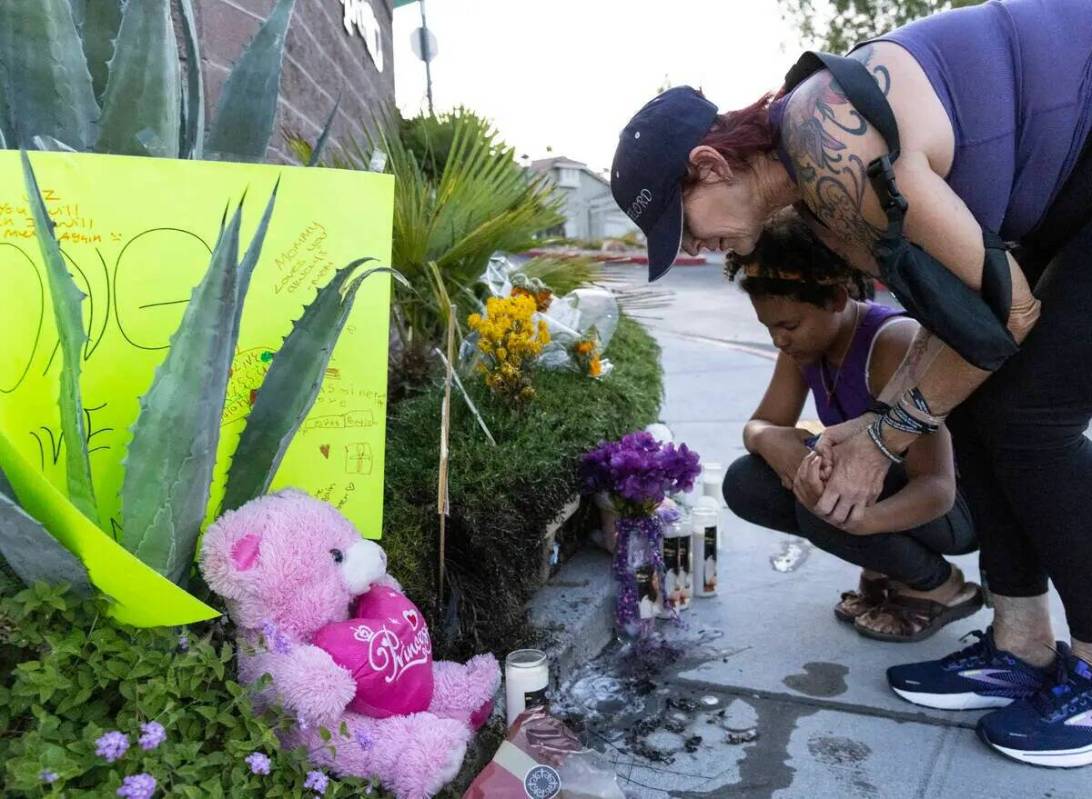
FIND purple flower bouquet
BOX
[581,432,700,637]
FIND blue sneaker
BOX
[887,628,1050,710]
[977,644,1092,767]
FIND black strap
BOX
[785,52,901,162]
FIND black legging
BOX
[945,215,1092,640]
[723,454,976,590]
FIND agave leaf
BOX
[206,0,296,162]
[221,262,402,511]
[68,0,87,29]
[308,95,341,167]
[31,135,77,153]
[120,206,243,583]
[233,181,280,342]
[177,0,205,159]
[96,0,180,158]
[0,0,99,150]
[80,0,124,102]
[0,489,92,596]
[22,152,98,523]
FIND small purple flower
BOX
[116,773,157,799]
[39,770,59,784]
[96,731,129,763]
[245,752,271,775]
[177,633,189,652]
[138,721,166,751]
[304,770,329,795]
[297,714,311,732]
[260,620,291,654]
[354,729,375,751]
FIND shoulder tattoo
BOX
[783,44,892,252]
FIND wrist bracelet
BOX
[884,404,938,436]
[898,387,946,428]
[867,417,906,464]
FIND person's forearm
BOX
[877,255,1040,453]
[744,422,810,478]
[856,476,956,535]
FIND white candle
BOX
[505,649,549,727]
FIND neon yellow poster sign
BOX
[0,151,394,626]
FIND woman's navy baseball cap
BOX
[610,87,718,282]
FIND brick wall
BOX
[188,0,395,163]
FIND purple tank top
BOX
[802,303,906,426]
[774,0,1092,242]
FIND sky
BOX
[391,1,808,174]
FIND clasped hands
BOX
[789,415,894,535]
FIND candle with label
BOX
[505,649,549,727]
[692,499,718,597]
[659,515,693,616]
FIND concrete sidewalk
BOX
[566,265,1089,799]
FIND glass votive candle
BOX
[505,649,549,727]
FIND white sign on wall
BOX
[340,0,385,72]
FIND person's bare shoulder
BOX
[867,316,920,395]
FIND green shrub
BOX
[0,583,389,798]
[383,316,663,658]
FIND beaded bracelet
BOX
[867,417,906,465]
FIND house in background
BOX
[530,156,643,243]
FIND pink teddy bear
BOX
[200,489,500,799]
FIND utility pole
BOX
[419,0,435,116]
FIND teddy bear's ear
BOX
[230,533,263,572]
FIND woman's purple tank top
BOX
[772,0,1092,242]
[802,303,906,426]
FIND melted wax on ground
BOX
[552,629,760,768]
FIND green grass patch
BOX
[383,316,663,658]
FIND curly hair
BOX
[725,211,873,306]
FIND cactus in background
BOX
[0,0,325,162]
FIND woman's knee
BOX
[722,455,769,510]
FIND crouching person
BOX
[722,214,981,642]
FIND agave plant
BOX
[0,154,397,588]
[0,0,315,162]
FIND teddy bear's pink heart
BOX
[312,586,434,718]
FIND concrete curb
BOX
[527,547,615,685]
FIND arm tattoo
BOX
[877,329,944,405]
[782,44,892,252]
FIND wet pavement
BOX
[555,263,1091,798]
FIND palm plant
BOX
[292,108,569,379]
[0,0,392,592]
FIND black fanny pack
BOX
[783,52,1018,371]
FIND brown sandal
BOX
[854,583,984,643]
[834,575,888,623]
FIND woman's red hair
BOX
[683,92,779,186]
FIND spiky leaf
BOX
[178,0,205,159]
[68,0,87,29]
[22,152,98,523]
[96,0,180,158]
[206,0,296,162]
[120,207,244,583]
[81,0,125,102]
[233,182,280,342]
[221,262,399,510]
[309,95,341,167]
[0,488,92,596]
[0,0,99,150]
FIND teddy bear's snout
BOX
[340,539,387,595]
